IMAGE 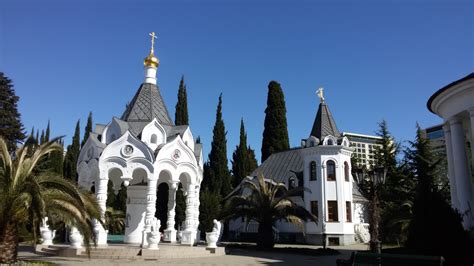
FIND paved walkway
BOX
[18,243,369,265]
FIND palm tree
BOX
[0,137,102,264]
[105,207,125,235]
[221,174,317,248]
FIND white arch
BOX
[323,135,338,146]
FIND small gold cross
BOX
[149,32,157,54]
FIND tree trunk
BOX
[0,222,19,264]
[257,219,274,249]
[368,191,381,253]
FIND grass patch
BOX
[224,243,340,256]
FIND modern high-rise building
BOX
[341,132,383,168]
[421,124,446,156]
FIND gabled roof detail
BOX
[310,102,340,140]
[121,83,173,126]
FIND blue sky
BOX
[1,0,473,162]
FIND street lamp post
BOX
[353,166,387,254]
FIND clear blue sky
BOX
[1,0,473,162]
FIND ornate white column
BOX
[94,174,108,245]
[164,181,178,242]
[181,183,196,245]
[449,117,473,228]
[443,123,460,210]
[193,184,201,243]
[193,184,201,232]
[141,179,157,247]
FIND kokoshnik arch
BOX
[76,32,204,247]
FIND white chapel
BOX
[76,33,203,247]
[229,89,369,245]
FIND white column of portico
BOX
[181,183,197,245]
[164,181,178,242]
[185,183,196,229]
[141,178,158,247]
[469,109,474,177]
[94,175,109,245]
[442,124,460,210]
[193,185,201,232]
[449,117,473,228]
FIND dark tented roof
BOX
[121,83,173,125]
[427,72,474,113]
[310,102,340,140]
[251,148,304,183]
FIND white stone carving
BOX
[147,217,161,250]
[39,217,55,246]
[69,227,83,248]
[206,219,221,248]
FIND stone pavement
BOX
[18,243,369,265]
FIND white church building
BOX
[229,90,369,246]
[76,33,203,247]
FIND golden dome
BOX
[144,52,159,68]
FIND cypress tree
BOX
[0,72,26,151]
[63,120,81,181]
[174,183,186,230]
[40,130,45,145]
[45,120,50,142]
[261,80,290,162]
[82,112,93,147]
[231,119,258,188]
[206,94,231,196]
[175,76,189,126]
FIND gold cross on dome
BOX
[149,32,157,53]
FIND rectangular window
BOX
[310,161,317,181]
[327,201,338,222]
[310,201,318,217]
[346,202,352,222]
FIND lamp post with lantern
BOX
[352,166,387,254]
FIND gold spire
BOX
[144,32,159,68]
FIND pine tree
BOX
[82,112,93,147]
[231,119,258,188]
[371,120,411,243]
[0,72,26,151]
[63,120,81,181]
[175,76,189,126]
[205,94,231,196]
[406,125,471,265]
[261,80,289,162]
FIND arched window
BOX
[150,134,157,144]
[344,162,350,182]
[327,139,334,145]
[310,161,317,181]
[326,160,336,181]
